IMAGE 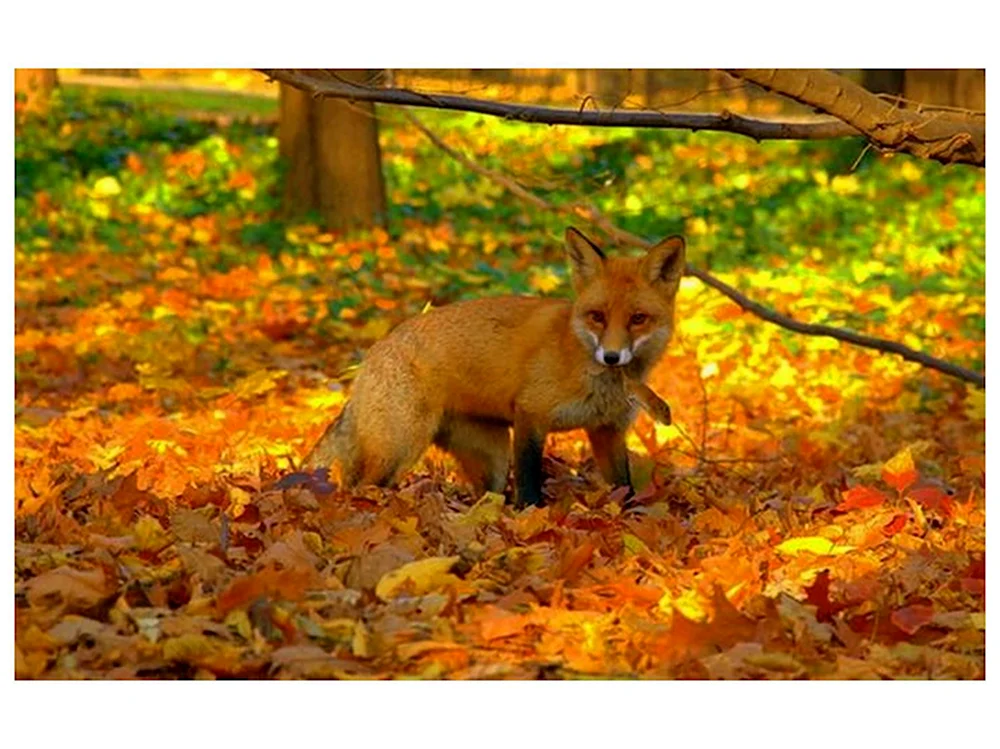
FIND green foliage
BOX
[16,86,985,316]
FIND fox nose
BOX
[603,351,620,365]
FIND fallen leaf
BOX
[891,604,936,635]
[375,556,461,602]
[882,447,918,493]
[775,537,855,557]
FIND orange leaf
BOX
[481,612,534,641]
[837,485,886,511]
[558,540,596,582]
[882,447,918,493]
[881,513,908,536]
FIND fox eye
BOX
[629,313,649,326]
[588,310,606,325]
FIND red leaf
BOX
[804,569,840,622]
[882,513,908,537]
[890,604,935,635]
[837,485,886,511]
[909,487,955,518]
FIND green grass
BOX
[63,83,278,119]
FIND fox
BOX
[303,226,686,508]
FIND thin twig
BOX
[402,111,984,389]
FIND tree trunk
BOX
[863,69,905,96]
[278,69,387,232]
[15,69,58,115]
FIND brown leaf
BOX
[24,565,114,613]
[344,543,415,592]
[891,604,936,635]
[171,508,220,545]
[270,645,371,679]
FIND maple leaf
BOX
[882,447,919,493]
[803,569,842,623]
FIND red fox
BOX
[304,227,686,507]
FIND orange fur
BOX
[304,227,685,507]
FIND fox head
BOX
[566,227,686,371]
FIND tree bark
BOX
[15,69,58,115]
[260,68,860,142]
[723,68,984,167]
[863,69,905,96]
[278,69,387,231]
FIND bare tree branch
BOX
[722,69,985,167]
[258,69,860,142]
[403,111,984,389]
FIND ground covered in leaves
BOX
[14,86,985,679]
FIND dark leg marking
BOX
[514,428,545,509]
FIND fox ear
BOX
[566,227,606,283]
[644,235,686,286]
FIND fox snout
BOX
[595,344,633,367]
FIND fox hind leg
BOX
[436,417,511,495]
[302,405,364,485]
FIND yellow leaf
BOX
[686,217,709,235]
[89,199,111,219]
[352,621,372,658]
[882,446,918,493]
[831,175,860,195]
[304,389,345,411]
[232,369,286,400]
[775,537,855,556]
[134,515,169,551]
[375,556,460,601]
[769,361,797,389]
[455,492,505,528]
[964,389,985,420]
[529,267,562,294]
[227,486,252,519]
[162,634,242,669]
[653,422,680,445]
[92,176,122,198]
[900,161,922,182]
[622,534,650,556]
[90,443,124,471]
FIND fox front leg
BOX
[513,416,546,509]
[587,424,632,491]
